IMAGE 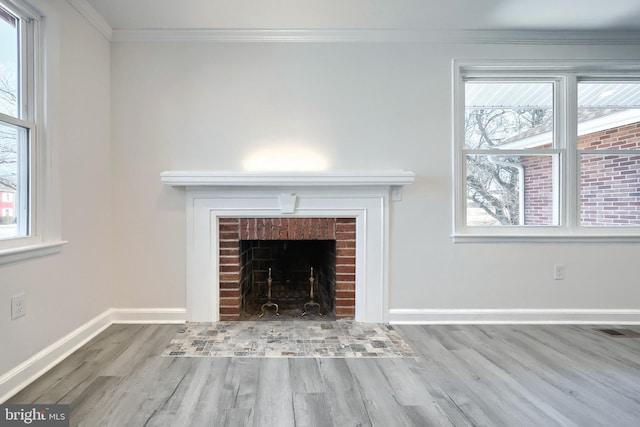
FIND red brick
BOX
[219,223,240,232]
[219,230,240,240]
[220,289,240,298]
[336,265,356,274]
[219,248,239,257]
[219,272,240,282]
[336,240,356,249]
[336,231,356,240]
[219,255,240,265]
[335,281,355,291]
[220,296,242,306]
[327,218,336,239]
[219,240,240,249]
[336,306,355,316]
[335,290,355,300]
[220,307,241,315]
[336,218,355,223]
[308,218,317,239]
[336,248,356,258]
[336,256,355,265]
[294,218,302,238]
[247,218,256,239]
[219,282,240,290]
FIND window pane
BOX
[466,154,558,226]
[0,5,19,118]
[578,82,640,150]
[580,154,640,227]
[465,82,553,149]
[0,120,27,239]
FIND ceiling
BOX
[83,0,640,32]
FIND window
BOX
[0,2,32,241]
[454,62,640,241]
[0,0,63,261]
[577,82,640,227]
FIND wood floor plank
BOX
[176,359,232,426]
[498,326,640,426]
[252,358,295,427]
[399,326,526,426]
[374,357,473,426]
[292,392,334,427]
[68,376,122,427]
[346,359,417,427]
[220,408,254,427]
[462,326,596,426]
[496,325,640,425]
[5,323,640,426]
[288,358,324,393]
[424,326,577,426]
[221,358,260,410]
[316,358,372,427]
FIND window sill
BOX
[0,240,68,265]
[452,234,640,243]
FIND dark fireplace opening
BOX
[239,240,336,319]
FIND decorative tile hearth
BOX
[162,321,416,358]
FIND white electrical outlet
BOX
[11,293,26,319]
[553,264,565,280]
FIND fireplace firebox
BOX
[240,240,336,319]
[219,217,356,321]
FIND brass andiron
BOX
[302,267,322,317]
[260,267,279,317]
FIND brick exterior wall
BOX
[579,121,640,226]
[522,121,640,226]
[218,217,356,321]
[522,155,554,225]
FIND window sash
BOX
[454,62,640,240]
[0,0,36,248]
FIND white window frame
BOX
[0,0,64,264]
[453,60,640,243]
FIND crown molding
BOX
[110,28,640,44]
[66,0,112,41]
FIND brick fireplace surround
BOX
[218,217,356,320]
[160,170,415,323]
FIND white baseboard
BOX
[389,309,640,324]
[0,307,187,403]
[111,308,187,324]
[0,309,113,403]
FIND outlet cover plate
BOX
[553,264,565,280]
[11,293,26,319]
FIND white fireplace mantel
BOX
[161,170,415,193]
[162,170,415,323]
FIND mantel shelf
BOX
[160,170,416,187]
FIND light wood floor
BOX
[8,323,640,426]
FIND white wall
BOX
[0,0,111,376]
[111,40,640,316]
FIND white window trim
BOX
[452,60,640,243]
[0,0,65,264]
